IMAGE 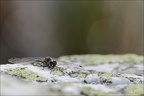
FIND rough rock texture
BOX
[1,54,143,96]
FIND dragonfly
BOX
[8,57,57,69]
[8,57,84,70]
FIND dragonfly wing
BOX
[8,57,37,64]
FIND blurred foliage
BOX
[58,1,103,54]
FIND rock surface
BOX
[1,54,144,96]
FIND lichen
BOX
[98,72,123,83]
[51,70,63,76]
[32,62,44,67]
[58,54,143,66]
[69,72,87,78]
[70,73,86,78]
[81,87,117,96]
[99,72,113,83]
[7,67,48,82]
[125,84,144,96]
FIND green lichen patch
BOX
[81,87,117,96]
[50,66,66,76]
[70,73,86,78]
[124,84,144,96]
[51,70,63,76]
[121,54,143,63]
[32,62,44,67]
[98,72,123,83]
[7,67,48,82]
[99,72,113,83]
[69,71,88,78]
[58,54,143,66]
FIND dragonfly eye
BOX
[52,60,57,64]
[48,60,57,68]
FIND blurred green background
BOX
[1,1,143,63]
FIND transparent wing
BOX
[8,57,44,64]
